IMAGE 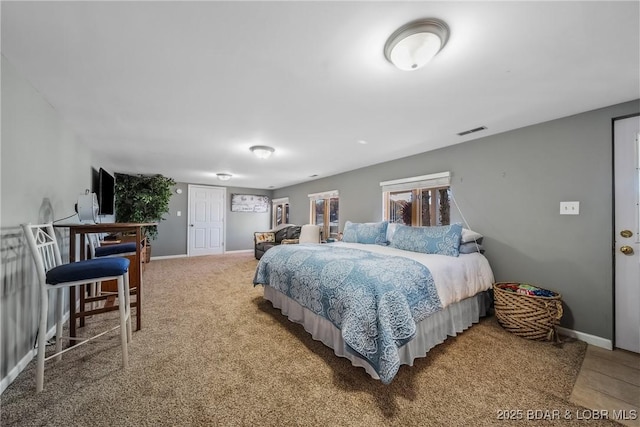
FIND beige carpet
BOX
[1,253,613,426]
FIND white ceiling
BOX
[2,1,639,189]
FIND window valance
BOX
[307,190,339,200]
[380,172,450,193]
[272,197,289,205]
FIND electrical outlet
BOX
[177,211,182,217]
[560,201,580,215]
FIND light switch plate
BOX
[560,201,580,215]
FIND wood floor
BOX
[570,345,640,427]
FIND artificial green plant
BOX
[114,173,176,240]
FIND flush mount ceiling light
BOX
[384,18,449,71]
[249,145,275,159]
[216,173,232,181]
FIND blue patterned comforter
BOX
[253,244,442,384]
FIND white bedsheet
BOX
[327,242,495,308]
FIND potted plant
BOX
[114,173,176,261]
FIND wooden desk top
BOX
[54,222,157,232]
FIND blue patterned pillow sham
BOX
[342,221,388,245]
[390,223,463,256]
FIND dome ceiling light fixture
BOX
[249,145,275,159]
[384,18,450,71]
[217,173,232,181]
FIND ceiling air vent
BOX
[457,126,487,136]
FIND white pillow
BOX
[461,228,483,243]
[386,223,398,242]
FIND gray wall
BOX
[150,182,189,256]
[224,187,272,251]
[274,100,640,340]
[0,57,98,389]
[152,184,272,256]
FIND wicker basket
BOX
[493,282,563,341]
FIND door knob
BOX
[620,230,633,238]
[190,224,194,227]
[620,245,634,255]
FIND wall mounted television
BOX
[98,168,115,215]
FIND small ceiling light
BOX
[217,173,232,181]
[250,145,275,159]
[384,18,449,71]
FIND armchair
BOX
[254,224,301,260]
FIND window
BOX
[272,197,290,228]
[381,172,451,226]
[308,190,339,239]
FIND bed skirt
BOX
[263,286,491,380]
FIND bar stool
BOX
[88,234,137,259]
[86,234,137,308]
[21,223,132,392]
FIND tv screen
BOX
[98,168,115,215]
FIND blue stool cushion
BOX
[95,242,137,257]
[46,258,130,285]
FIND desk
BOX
[54,222,155,343]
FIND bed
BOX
[253,222,495,384]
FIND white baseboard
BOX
[557,326,613,350]
[151,251,252,260]
[1,347,37,394]
[150,254,187,261]
[0,316,66,394]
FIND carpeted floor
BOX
[0,253,614,426]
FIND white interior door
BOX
[188,185,225,256]
[614,115,640,353]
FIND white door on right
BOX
[614,115,640,353]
